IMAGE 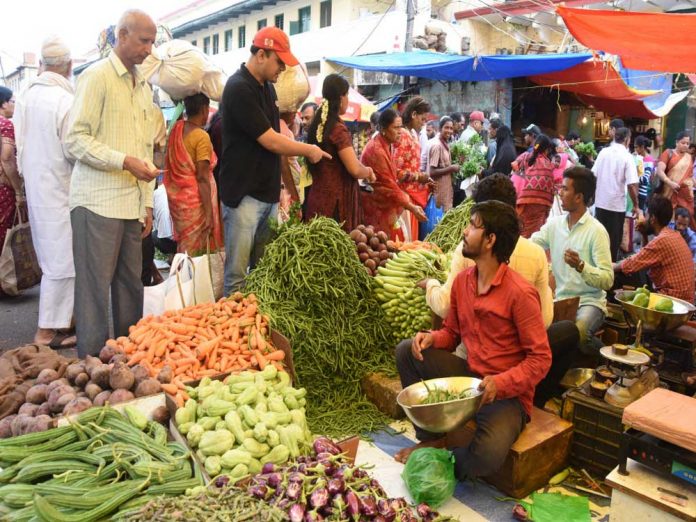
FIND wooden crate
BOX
[446,407,573,498]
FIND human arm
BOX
[618,237,663,275]
[425,242,474,318]
[628,183,641,218]
[142,207,153,238]
[0,141,21,194]
[429,164,459,179]
[532,248,554,329]
[429,274,465,351]
[565,228,614,290]
[529,220,551,251]
[490,288,552,401]
[257,129,330,164]
[337,146,375,181]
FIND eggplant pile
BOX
[234,437,456,522]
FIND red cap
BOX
[252,27,299,66]
[469,110,485,122]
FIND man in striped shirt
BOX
[65,9,159,357]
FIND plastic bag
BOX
[418,194,444,240]
[401,447,456,508]
[518,492,590,522]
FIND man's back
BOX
[592,142,638,212]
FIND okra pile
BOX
[0,407,201,522]
[245,217,396,438]
[374,249,449,341]
[175,366,312,481]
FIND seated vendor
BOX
[395,201,552,480]
[614,196,695,302]
[423,174,578,406]
[531,167,614,355]
[670,206,696,263]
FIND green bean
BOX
[425,198,475,253]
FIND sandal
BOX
[682,372,696,387]
[47,331,77,349]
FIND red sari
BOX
[0,116,16,250]
[393,128,429,239]
[360,134,411,239]
[164,120,223,256]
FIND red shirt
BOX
[620,228,695,302]
[430,263,551,417]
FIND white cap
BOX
[41,36,71,65]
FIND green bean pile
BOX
[425,198,475,253]
[245,218,396,438]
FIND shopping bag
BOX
[0,205,41,296]
[419,194,444,240]
[143,253,196,316]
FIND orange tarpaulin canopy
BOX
[529,61,659,100]
[557,6,696,73]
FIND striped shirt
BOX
[65,52,158,220]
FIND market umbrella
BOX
[306,76,376,122]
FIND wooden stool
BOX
[446,407,573,498]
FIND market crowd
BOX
[1,10,695,483]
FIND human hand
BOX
[412,205,427,222]
[411,331,433,361]
[124,156,158,182]
[668,180,680,191]
[142,208,153,238]
[306,145,332,164]
[478,376,497,406]
[416,278,430,290]
[632,207,643,221]
[563,249,582,270]
[365,167,376,184]
[418,172,430,184]
[449,164,460,174]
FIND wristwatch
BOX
[576,260,585,273]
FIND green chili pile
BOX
[245,218,396,438]
[425,198,475,253]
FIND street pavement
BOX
[0,285,41,351]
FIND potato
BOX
[36,403,51,416]
[32,415,55,433]
[62,398,93,417]
[93,390,112,407]
[65,363,85,384]
[18,403,40,417]
[99,345,118,364]
[131,365,150,385]
[0,415,16,438]
[156,366,173,385]
[376,230,389,243]
[356,242,369,254]
[90,365,112,389]
[75,372,90,389]
[84,355,102,377]
[36,368,59,385]
[358,252,370,263]
[25,384,48,405]
[379,259,389,268]
[369,236,381,250]
[109,353,128,365]
[135,378,162,398]
[108,389,134,405]
[11,414,38,436]
[152,405,170,425]
[85,383,103,401]
[364,259,377,271]
[109,362,135,391]
[47,385,76,413]
[46,378,69,395]
[378,249,390,260]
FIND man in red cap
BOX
[219,27,330,294]
[459,110,484,144]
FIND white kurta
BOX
[15,72,75,328]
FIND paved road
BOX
[0,285,41,350]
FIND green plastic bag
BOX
[401,447,456,508]
[520,492,590,522]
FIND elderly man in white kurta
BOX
[14,36,76,348]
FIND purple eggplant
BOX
[310,487,329,509]
[313,437,342,456]
[277,498,291,510]
[267,472,283,488]
[399,513,417,522]
[513,503,529,521]
[345,490,360,519]
[417,503,433,518]
[214,475,229,488]
[289,471,305,483]
[249,484,268,499]
[262,462,276,474]
[327,477,345,496]
[303,511,324,522]
[377,499,396,522]
[289,503,307,522]
[389,498,408,511]
[287,480,303,501]
[374,517,387,522]
[274,484,286,498]
[359,494,378,517]
[332,493,346,510]
[320,506,334,518]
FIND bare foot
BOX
[394,437,447,464]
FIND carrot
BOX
[254,350,268,371]
[264,350,286,361]
[255,328,266,352]
[272,361,284,372]
[174,393,184,408]
[195,336,222,360]
[127,351,147,366]
[161,383,178,395]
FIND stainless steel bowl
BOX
[560,368,595,389]
[396,377,483,433]
[614,290,695,332]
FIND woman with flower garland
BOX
[303,74,375,232]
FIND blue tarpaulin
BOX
[618,61,673,111]
[327,51,592,82]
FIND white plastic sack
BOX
[140,40,226,101]
[143,253,196,317]
[276,64,310,113]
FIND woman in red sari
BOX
[361,109,426,239]
[304,74,375,232]
[164,93,223,256]
[0,87,21,254]
[654,131,694,227]
[393,97,432,241]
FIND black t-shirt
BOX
[219,64,280,208]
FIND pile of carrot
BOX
[389,239,442,253]
[112,292,286,407]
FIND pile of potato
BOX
[348,225,398,276]
[0,346,167,438]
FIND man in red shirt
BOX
[614,195,695,302]
[395,201,552,479]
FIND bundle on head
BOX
[245,217,395,438]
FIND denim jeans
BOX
[575,304,605,355]
[222,196,278,295]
